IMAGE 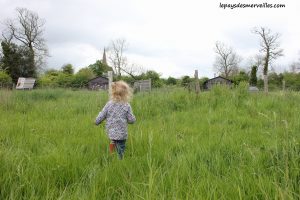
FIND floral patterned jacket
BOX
[95,100,136,140]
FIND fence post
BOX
[194,70,200,94]
[282,80,286,92]
[108,71,113,95]
[264,74,268,94]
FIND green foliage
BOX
[268,72,283,91]
[231,71,249,85]
[249,65,258,86]
[283,72,300,91]
[38,69,74,88]
[145,70,163,88]
[253,72,300,91]
[72,67,95,88]
[234,81,249,106]
[37,67,96,88]
[45,69,60,76]
[56,73,74,87]
[1,41,34,83]
[0,88,299,199]
[166,76,177,85]
[62,64,74,75]
[119,75,135,85]
[135,70,163,88]
[180,76,192,87]
[199,77,209,89]
[38,69,60,88]
[257,78,264,89]
[88,60,112,76]
[37,75,58,88]
[0,70,12,85]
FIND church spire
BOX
[102,48,107,65]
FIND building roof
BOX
[87,76,108,83]
[203,76,233,84]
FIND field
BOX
[0,86,300,199]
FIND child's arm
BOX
[95,103,109,125]
[127,104,136,124]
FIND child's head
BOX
[111,81,132,102]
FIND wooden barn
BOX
[87,76,109,90]
[203,76,233,90]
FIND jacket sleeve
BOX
[127,104,136,124]
[95,102,109,125]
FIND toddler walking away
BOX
[95,81,136,159]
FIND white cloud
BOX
[48,43,101,71]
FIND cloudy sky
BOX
[0,0,299,78]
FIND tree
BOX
[268,72,283,90]
[252,27,283,94]
[290,62,300,73]
[247,54,263,72]
[1,41,21,83]
[213,41,241,78]
[166,76,177,85]
[283,72,300,91]
[249,65,258,86]
[0,70,12,86]
[45,69,59,76]
[88,60,112,76]
[108,38,128,77]
[62,64,74,75]
[144,70,163,88]
[38,69,60,88]
[231,71,249,85]
[72,67,95,88]
[120,63,145,80]
[181,76,192,87]
[289,54,300,73]
[199,77,209,90]
[2,8,48,77]
[0,41,32,83]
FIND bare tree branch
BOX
[252,27,283,94]
[108,38,128,77]
[1,7,48,77]
[213,41,241,78]
[252,27,283,74]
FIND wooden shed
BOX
[87,76,109,90]
[203,76,233,90]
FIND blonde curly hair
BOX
[110,81,132,102]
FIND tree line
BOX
[213,27,300,92]
[1,8,300,91]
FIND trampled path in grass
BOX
[0,86,299,199]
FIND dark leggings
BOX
[112,140,126,159]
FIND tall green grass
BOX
[0,86,299,199]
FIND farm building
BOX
[87,76,109,90]
[87,48,114,90]
[16,77,36,90]
[203,76,233,90]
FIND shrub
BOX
[0,70,12,87]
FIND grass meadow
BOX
[0,85,299,199]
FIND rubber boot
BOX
[109,143,115,154]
